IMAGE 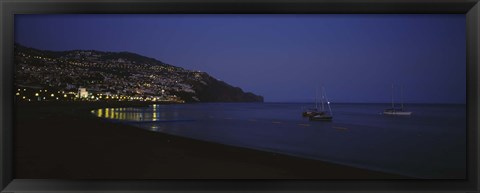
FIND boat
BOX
[383,108,412,116]
[302,88,320,117]
[383,84,412,116]
[308,87,333,121]
[309,111,333,121]
[302,108,319,117]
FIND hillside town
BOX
[14,45,212,103]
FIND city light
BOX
[15,87,184,103]
[15,51,187,104]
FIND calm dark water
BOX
[92,103,466,179]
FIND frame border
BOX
[1,0,479,192]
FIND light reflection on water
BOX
[91,103,466,179]
[93,105,167,122]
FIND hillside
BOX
[14,44,263,102]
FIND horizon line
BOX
[262,101,467,105]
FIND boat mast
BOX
[401,85,404,111]
[321,86,325,111]
[315,88,318,110]
[323,87,332,115]
[391,83,395,110]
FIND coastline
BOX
[14,101,410,179]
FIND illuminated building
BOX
[78,87,89,98]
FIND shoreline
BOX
[14,101,411,179]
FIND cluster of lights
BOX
[18,52,190,103]
[16,88,76,102]
[15,87,185,103]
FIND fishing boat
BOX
[383,84,412,116]
[308,87,333,121]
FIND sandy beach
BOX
[14,101,408,179]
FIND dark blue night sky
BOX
[15,14,466,103]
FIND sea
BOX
[91,103,467,179]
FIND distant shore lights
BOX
[15,87,185,103]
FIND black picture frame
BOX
[1,0,479,192]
